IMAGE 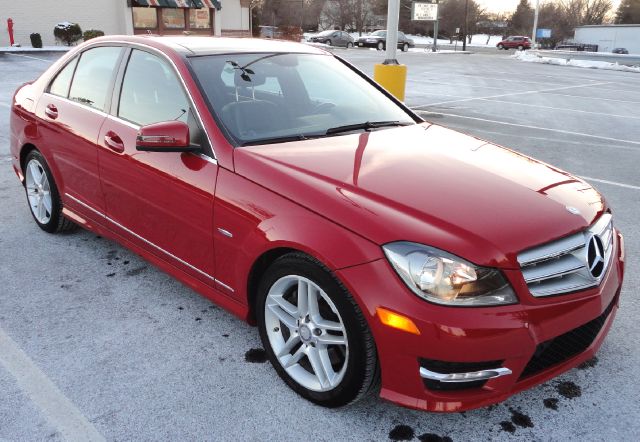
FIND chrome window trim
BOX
[65,193,233,292]
[81,40,218,161]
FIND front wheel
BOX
[257,253,379,407]
[377,41,385,51]
[326,39,332,46]
[346,42,353,49]
[497,44,504,50]
[518,45,524,51]
[24,150,76,233]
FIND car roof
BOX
[88,35,329,56]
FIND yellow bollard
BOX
[373,63,407,102]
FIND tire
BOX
[326,39,332,46]
[518,45,524,51]
[257,252,379,408]
[376,41,385,51]
[402,43,409,52]
[346,42,353,49]
[23,150,77,234]
[497,44,504,50]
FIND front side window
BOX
[162,8,186,29]
[49,57,78,97]
[118,49,190,127]
[68,47,122,111]
[190,53,415,145]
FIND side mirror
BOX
[136,120,198,152]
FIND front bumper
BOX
[336,230,625,412]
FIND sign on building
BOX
[412,1,439,22]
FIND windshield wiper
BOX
[325,121,412,136]
[241,133,324,146]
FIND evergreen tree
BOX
[509,0,534,36]
[615,0,640,23]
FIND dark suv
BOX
[497,36,531,50]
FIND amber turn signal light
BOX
[376,307,421,335]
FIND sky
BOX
[476,0,622,14]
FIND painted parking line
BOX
[480,98,640,120]
[579,176,640,191]
[415,110,640,146]
[0,327,106,442]
[412,81,613,108]
[5,53,53,63]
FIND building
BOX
[574,24,640,54]
[2,0,251,47]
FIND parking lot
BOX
[0,48,638,441]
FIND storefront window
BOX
[189,8,211,29]
[132,7,158,29]
[162,9,186,29]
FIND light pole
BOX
[373,0,407,101]
[462,0,469,51]
[532,0,540,46]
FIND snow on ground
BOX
[513,50,640,73]
[0,46,70,52]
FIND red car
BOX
[10,36,624,412]
[497,36,532,50]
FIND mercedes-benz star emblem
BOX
[586,234,605,279]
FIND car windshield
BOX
[189,53,415,146]
[371,31,386,37]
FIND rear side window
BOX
[49,57,78,98]
[118,49,190,126]
[68,47,122,111]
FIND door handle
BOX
[44,104,58,120]
[104,131,125,153]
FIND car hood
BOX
[234,123,606,269]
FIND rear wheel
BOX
[326,39,332,46]
[402,43,409,52]
[24,150,76,233]
[497,44,504,50]
[346,42,353,49]
[257,253,379,407]
[377,41,385,51]
[518,45,524,51]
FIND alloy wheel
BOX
[264,275,348,392]
[25,158,52,224]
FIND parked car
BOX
[612,48,629,54]
[497,36,531,50]
[259,25,281,39]
[10,36,624,413]
[308,30,354,48]
[356,30,414,51]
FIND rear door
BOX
[97,48,218,286]
[35,46,123,218]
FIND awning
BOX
[131,0,220,9]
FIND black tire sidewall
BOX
[24,150,64,233]
[256,254,373,407]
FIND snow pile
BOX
[55,22,75,30]
[512,50,640,73]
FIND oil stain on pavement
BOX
[245,348,267,363]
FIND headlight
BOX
[383,242,517,307]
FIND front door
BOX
[97,48,218,285]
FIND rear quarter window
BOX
[48,57,78,98]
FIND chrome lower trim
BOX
[65,193,233,292]
[419,366,512,383]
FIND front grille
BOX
[519,295,617,379]
[518,214,613,297]
[419,359,503,391]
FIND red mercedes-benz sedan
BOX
[9,36,624,412]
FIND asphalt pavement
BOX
[0,48,638,441]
